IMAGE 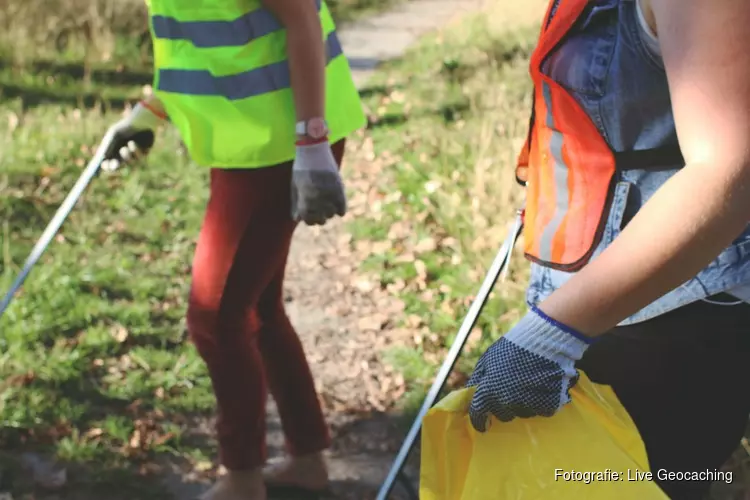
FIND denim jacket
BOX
[525,0,750,325]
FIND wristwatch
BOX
[296,117,329,140]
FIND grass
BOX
[350,13,538,406]
[0,52,217,497]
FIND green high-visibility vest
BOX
[144,0,367,168]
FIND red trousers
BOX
[187,140,346,470]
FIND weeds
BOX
[351,12,538,406]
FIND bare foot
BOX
[199,469,267,500]
[261,452,329,492]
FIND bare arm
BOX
[261,0,326,123]
[538,0,750,336]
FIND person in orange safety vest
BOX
[466,0,750,498]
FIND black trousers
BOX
[576,296,750,500]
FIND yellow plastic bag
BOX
[420,372,668,499]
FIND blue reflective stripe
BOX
[157,31,343,100]
[151,0,322,48]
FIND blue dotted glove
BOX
[466,305,593,431]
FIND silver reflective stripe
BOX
[538,81,570,261]
[157,31,343,100]
[151,0,322,48]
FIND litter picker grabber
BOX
[0,128,153,321]
[376,209,525,500]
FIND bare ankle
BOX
[262,453,328,491]
[200,469,266,500]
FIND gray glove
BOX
[290,140,347,226]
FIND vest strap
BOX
[614,145,684,170]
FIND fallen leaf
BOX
[354,279,375,293]
[414,237,438,253]
[84,428,103,439]
[111,325,129,343]
[7,112,19,132]
[194,461,213,472]
[424,180,441,193]
[466,327,483,349]
[358,314,386,332]
[129,429,142,449]
[405,315,423,328]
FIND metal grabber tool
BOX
[0,128,153,320]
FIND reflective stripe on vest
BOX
[517,0,617,270]
[537,80,569,263]
[516,0,683,271]
[156,32,343,100]
[145,0,367,169]
[150,0,322,48]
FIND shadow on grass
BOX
[0,55,151,111]
[358,83,405,99]
[0,58,153,88]
[366,99,472,130]
[0,408,420,500]
[0,83,132,113]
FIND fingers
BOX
[294,200,344,226]
[303,211,329,226]
[469,385,492,433]
[465,357,486,388]
[100,159,121,172]
[290,193,330,225]
[102,140,148,172]
[119,140,143,163]
[290,173,348,225]
[332,179,347,216]
[334,193,347,217]
[302,205,335,226]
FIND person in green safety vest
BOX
[93,0,367,498]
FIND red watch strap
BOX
[140,100,167,120]
[295,136,329,146]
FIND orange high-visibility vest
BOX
[517,0,683,271]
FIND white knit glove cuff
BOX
[124,101,166,131]
[504,305,593,365]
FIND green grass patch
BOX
[350,15,540,403]
[0,50,216,495]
